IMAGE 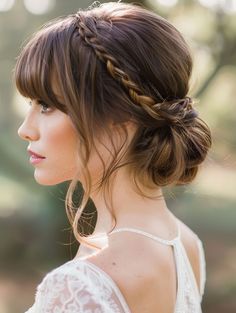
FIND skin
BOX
[18,96,201,313]
[18,100,80,185]
[17,97,178,235]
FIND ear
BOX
[109,119,137,148]
[110,119,137,132]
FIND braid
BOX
[74,13,198,127]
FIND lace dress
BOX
[24,221,206,313]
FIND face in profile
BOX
[18,99,80,185]
[17,97,121,188]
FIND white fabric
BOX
[25,224,206,313]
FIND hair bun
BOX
[155,96,199,128]
[130,95,211,187]
[177,96,193,111]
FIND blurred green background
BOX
[0,0,236,312]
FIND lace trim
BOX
[74,259,131,313]
[24,227,206,313]
[35,259,131,313]
[173,240,202,313]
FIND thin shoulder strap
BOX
[109,219,181,246]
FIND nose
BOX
[18,116,39,142]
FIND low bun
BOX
[176,116,212,184]
[129,99,212,188]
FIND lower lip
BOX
[30,156,46,165]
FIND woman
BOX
[15,1,212,312]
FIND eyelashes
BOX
[37,100,52,113]
[28,99,53,114]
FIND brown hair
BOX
[14,1,212,248]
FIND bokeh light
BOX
[156,0,178,7]
[199,0,236,13]
[199,0,221,8]
[224,0,236,13]
[0,0,15,12]
[13,92,29,118]
[1,1,236,312]
[23,0,55,15]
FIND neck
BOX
[90,167,173,235]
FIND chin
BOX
[33,170,72,186]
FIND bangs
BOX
[14,23,67,112]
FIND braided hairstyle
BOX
[15,1,212,244]
[72,5,211,187]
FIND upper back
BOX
[86,218,203,313]
[26,217,205,313]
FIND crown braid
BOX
[74,12,198,127]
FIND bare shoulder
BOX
[177,217,199,240]
[88,230,165,285]
[87,224,179,312]
[177,218,201,253]
[87,218,202,312]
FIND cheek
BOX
[34,117,79,185]
[48,119,79,161]
[49,128,78,163]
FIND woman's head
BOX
[15,1,211,242]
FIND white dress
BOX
[25,221,206,313]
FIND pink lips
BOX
[27,149,46,165]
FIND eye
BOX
[37,100,52,113]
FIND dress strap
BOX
[109,219,181,246]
